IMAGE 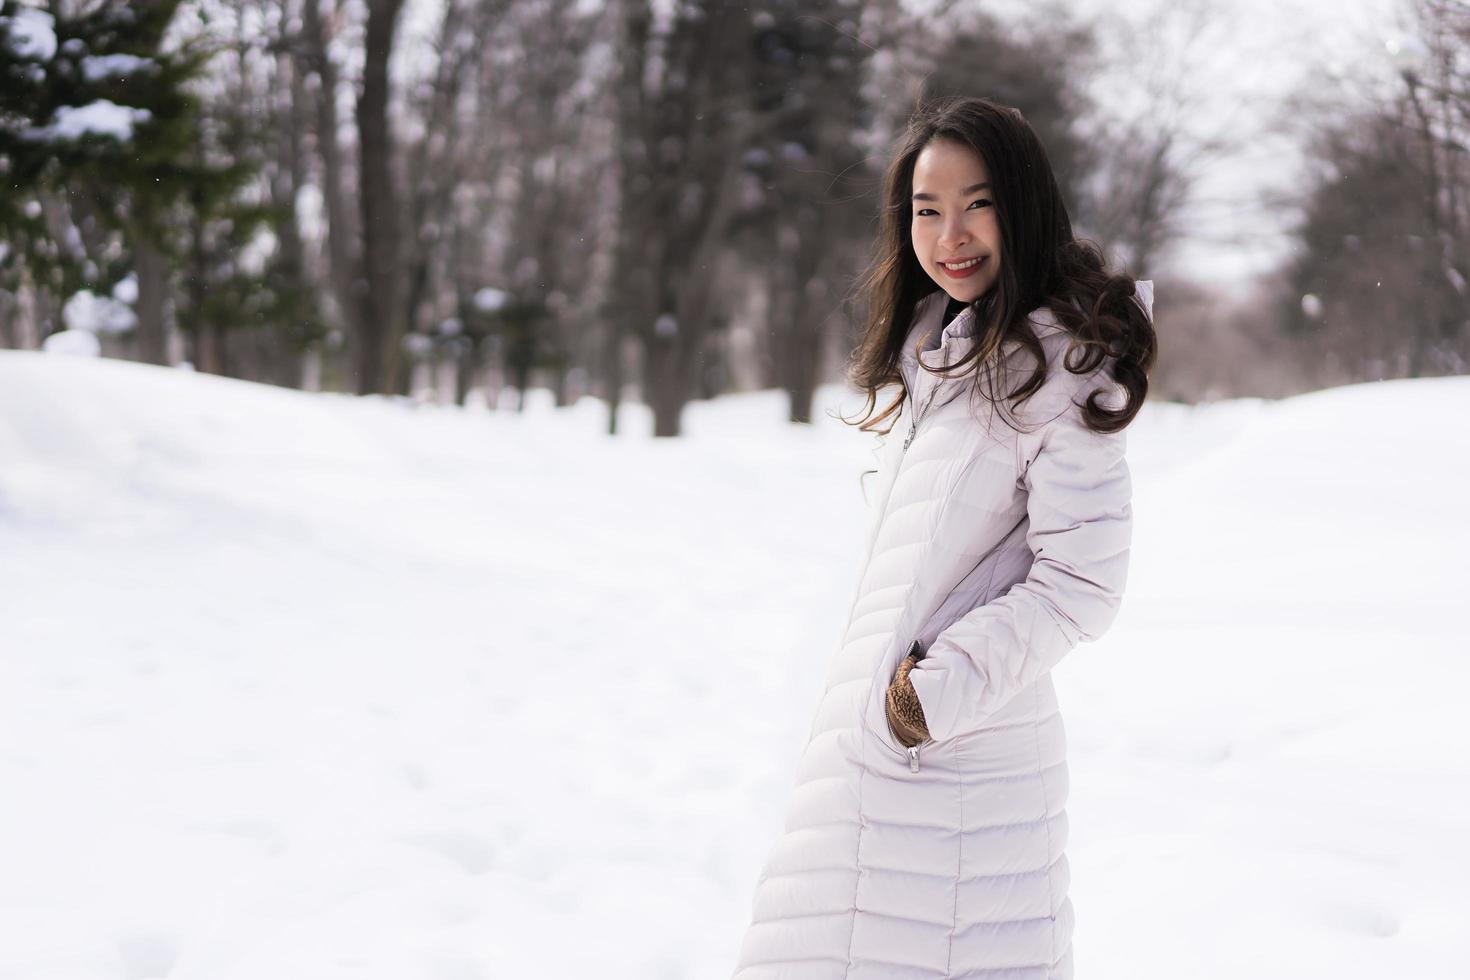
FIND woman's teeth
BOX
[942,257,981,270]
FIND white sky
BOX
[972,0,1411,287]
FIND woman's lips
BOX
[940,256,984,279]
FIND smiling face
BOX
[910,138,1002,303]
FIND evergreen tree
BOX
[0,1,257,362]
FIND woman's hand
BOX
[885,652,931,747]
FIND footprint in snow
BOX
[428,950,487,979]
[116,930,178,979]
[1320,900,1402,937]
[396,831,497,875]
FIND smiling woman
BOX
[729,95,1158,980]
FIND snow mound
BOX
[40,328,101,357]
[0,350,1465,978]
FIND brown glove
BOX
[885,653,931,747]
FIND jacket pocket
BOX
[863,639,936,770]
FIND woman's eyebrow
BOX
[911,182,991,202]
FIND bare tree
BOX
[1069,0,1232,277]
[733,2,874,424]
[353,0,407,394]
[397,0,478,396]
[299,0,360,340]
[1280,0,1470,383]
[612,0,755,437]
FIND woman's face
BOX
[910,138,1002,303]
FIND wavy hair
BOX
[843,96,1157,438]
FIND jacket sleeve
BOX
[905,374,1134,742]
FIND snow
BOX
[39,329,101,356]
[79,53,155,82]
[112,272,139,305]
[0,352,1465,978]
[401,332,434,358]
[1,6,57,61]
[1385,32,1432,75]
[62,288,137,334]
[25,99,152,142]
[472,287,508,313]
[237,226,278,277]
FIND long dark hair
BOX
[844,95,1157,437]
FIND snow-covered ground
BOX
[0,350,1465,979]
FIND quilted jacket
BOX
[730,280,1153,979]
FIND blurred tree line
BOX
[3,0,1461,432]
[1276,0,1470,386]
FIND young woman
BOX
[730,96,1157,979]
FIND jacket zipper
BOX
[898,736,934,771]
[901,378,940,453]
[888,346,952,773]
[902,321,964,452]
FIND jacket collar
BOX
[902,292,1060,370]
[898,279,1155,386]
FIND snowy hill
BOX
[0,349,1465,979]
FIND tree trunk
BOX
[197,321,226,375]
[301,0,361,346]
[617,0,751,437]
[786,215,833,425]
[608,0,653,437]
[551,359,571,407]
[188,206,225,375]
[28,281,57,347]
[786,286,822,425]
[454,346,479,406]
[355,0,407,395]
[399,0,472,401]
[134,238,169,366]
[0,289,18,349]
[646,337,681,437]
[607,326,625,435]
[270,9,308,386]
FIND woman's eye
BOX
[914,199,991,218]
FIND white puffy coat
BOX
[731,281,1153,980]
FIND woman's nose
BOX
[940,218,968,247]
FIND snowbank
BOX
[0,350,1463,978]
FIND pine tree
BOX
[0,1,250,361]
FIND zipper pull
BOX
[907,744,920,772]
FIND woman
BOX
[730,96,1157,979]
